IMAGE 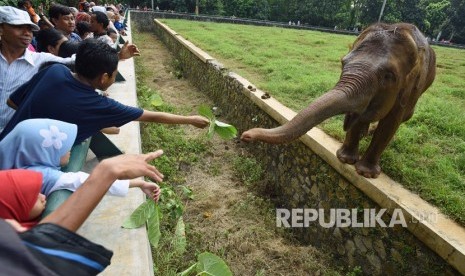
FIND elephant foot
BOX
[355,159,381,178]
[336,147,359,164]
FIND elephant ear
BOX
[399,31,424,107]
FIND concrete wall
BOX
[79,14,154,276]
[131,11,465,275]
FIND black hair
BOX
[37,19,49,28]
[75,39,118,80]
[48,4,72,20]
[76,21,91,37]
[17,0,30,8]
[92,11,109,29]
[58,40,79,58]
[35,28,65,52]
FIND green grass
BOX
[135,53,211,275]
[160,19,465,225]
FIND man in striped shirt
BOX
[0,6,140,134]
[0,6,74,133]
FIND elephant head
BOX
[241,23,436,178]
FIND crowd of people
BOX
[0,3,209,275]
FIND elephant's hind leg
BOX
[337,120,369,164]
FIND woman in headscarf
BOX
[0,118,160,199]
[0,169,45,229]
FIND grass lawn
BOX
[160,19,465,225]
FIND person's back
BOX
[1,38,209,144]
[0,6,75,133]
[0,62,141,144]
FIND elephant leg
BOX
[356,105,405,178]
[343,112,357,131]
[337,119,369,164]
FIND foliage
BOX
[0,0,17,6]
[122,199,162,247]
[124,0,465,44]
[448,0,465,42]
[179,252,233,276]
[198,105,238,140]
[162,19,465,225]
[232,156,263,186]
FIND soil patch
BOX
[134,30,340,276]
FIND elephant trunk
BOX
[244,89,358,144]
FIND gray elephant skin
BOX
[241,22,436,178]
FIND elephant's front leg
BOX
[356,105,405,178]
[337,117,369,164]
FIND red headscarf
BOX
[0,170,42,229]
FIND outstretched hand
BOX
[103,150,164,183]
[40,150,165,232]
[118,41,141,60]
[138,181,161,202]
[190,115,210,128]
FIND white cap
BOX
[0,6,40,31]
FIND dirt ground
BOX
[134,31,340,276]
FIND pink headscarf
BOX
[0,170,42,229]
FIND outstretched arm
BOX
[129,179,161,202]
[118,41,141,60]
[40,150,164,232]
[136,110,209,128]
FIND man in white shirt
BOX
[0,6,140,133]
[0,6,74,133]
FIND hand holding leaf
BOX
[198,105,237,140]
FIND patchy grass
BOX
[133,30,343,275]
[159,19,465,225]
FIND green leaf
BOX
[178,263,197,276]
[207,119,216,139]
[198,105,238,140]
[196,252,233,276]
[198,105,215,121]
[147,204,161,247]
[181,185,194,200]
[173,217,187,254]
[199,104,216,139]
[122,199,153,229]
[150,93,164,107]
[213,120,237,140]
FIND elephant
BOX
[241,23,436,178]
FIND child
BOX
[0,39,209,144]
[0,119,161,210]
[0,151,165,275]
[0,169,45,229]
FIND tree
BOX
[421,0,450,38]
[223,0,270,20]
[448,0,465,43]
[199,0,224,15]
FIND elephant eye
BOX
[384,71,396,82]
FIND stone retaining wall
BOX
[131,11,463,275]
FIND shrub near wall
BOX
[131,11,460,275]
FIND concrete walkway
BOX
[78,14,154,276]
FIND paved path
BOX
[78,15,154,276]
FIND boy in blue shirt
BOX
[0,39,209,143]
